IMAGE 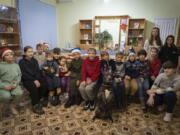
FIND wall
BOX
[0,0,16,7]
[56,0,180,48]
[18,0,57,49]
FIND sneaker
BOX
[32,104,45,115]
[163,112,172,122]
[40,97,48,107]
[49,96,61,106]
[89,101,95,111]
[64,99,73,108]
[83,101,90,110]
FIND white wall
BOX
[56,0,180,48]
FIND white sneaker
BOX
[163,112,172,122]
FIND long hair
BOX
[149,27,162,46]
[164,35,175,46]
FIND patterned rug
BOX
[0,93,180,135]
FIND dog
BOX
[93,68,115,122]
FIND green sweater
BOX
[0,62,21,90]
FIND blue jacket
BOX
[124,60,140,78]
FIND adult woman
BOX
[0,48,23,115]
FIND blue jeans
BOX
[137,78,149,99]
[112,81,126,108]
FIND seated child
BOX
[58,56,70,93]
[34,43,46,67]
[124,53,139,103]
[137,49,150,110]
[64,49,83,108]
[147,61,180,122]
[0,48,23,115]
[53,47,61,64]
[112,52,126,109]
[41,52,61,106]
[79,48,101,111]
[19,46,48,115]
[148,47,161,86]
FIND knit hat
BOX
[128,52,135,56]
[0,48,13,58]
[71,48,81,54]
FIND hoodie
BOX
[81,57,101,82]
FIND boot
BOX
[40,97,48,107]
[32,104,45,115]
[64,99,73,108]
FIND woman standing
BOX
[144,27,162,56]
[0,48,23,115]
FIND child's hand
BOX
[55,74,59,77]
[115,78,122,83]
[146,89,155,95]
[125,75,130,80]
[57,88,62,94]
[76,80,80,86]
[147,95,154,106]
[50,67,55,73]
[34,80,41,88]
[151,76,156,81]
[80,81,86,87]
[140,77,144,82]
[44,66,48,70]
[86,78,92,84]
[11,83,17,89]
[4,85,12,91]
[65,72,71,76]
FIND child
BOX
[79,48,101,111]
[64,49,83,108]
[0,48,23,115]
[137,49,150,110]
[19,46,48,115]
[159,35,178,66]
[124,53,139,102]
[58,56,70,93]
[34,43,46,67]
[112,52,126,109]
[146,61,180,122]
[148,47,161,86]
[53,47,61,64]
[41,52,61,106]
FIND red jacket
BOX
[149,58,161,77]
[81,57,101,82]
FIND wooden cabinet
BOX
[176,25,180,47]
[127,18,146,46]
[0,19,21,56]
[79,20,94,50]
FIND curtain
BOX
[154,18,177,44]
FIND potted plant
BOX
[95,30,113,50]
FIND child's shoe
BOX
[163,112,172,122]
[89,101,95,111]
[83,101,90,110]
[32,104,45,115]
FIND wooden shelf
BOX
[127,18,146,46]
[79,19,94,50]
[0,8,21,56]
[0,32,19,35]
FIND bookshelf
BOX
[127,18,146,46]
[79,20,94,50]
